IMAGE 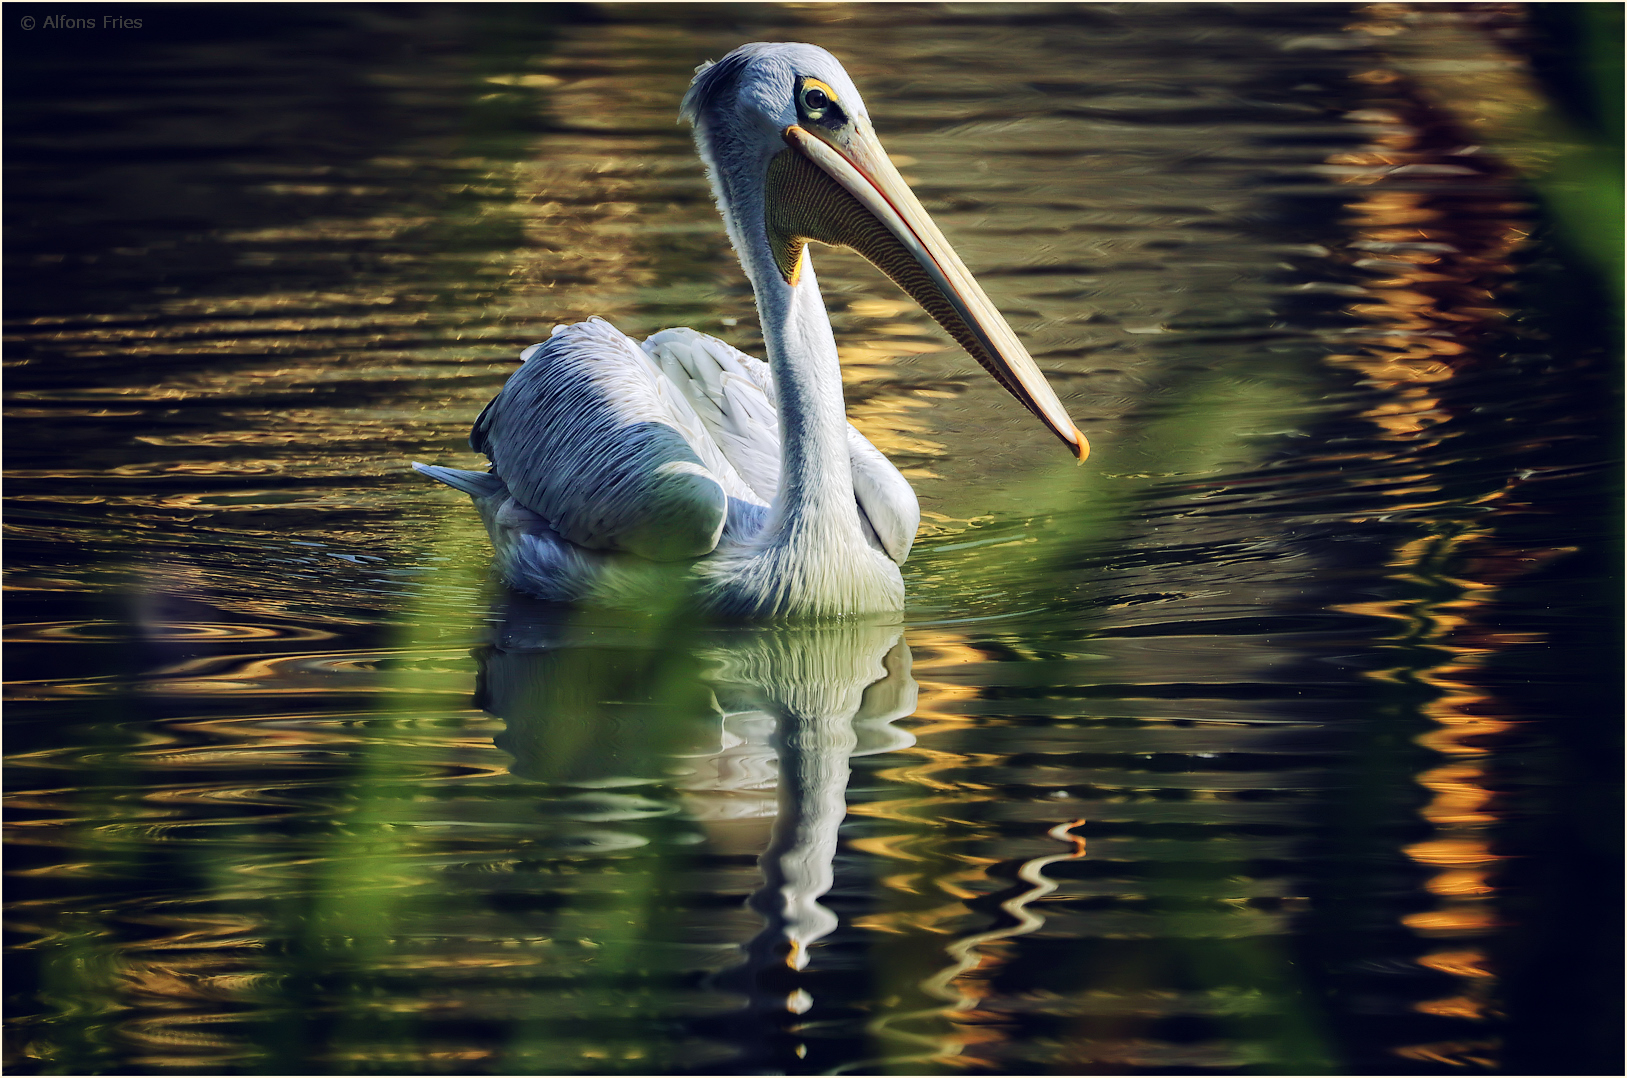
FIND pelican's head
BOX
[682,43,1086,460]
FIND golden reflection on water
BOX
[1319,6,1575,1069]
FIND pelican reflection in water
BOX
[416,42,1084,618]
[478,597,916,1017]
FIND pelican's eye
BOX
[796,78,844,127]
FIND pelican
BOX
[415,42,1085,618]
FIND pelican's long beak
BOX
[769,123,1087,460]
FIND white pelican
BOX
[415,42,1085,618]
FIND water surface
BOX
[5,4,1619,1075]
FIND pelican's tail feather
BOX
[412,462,507,499]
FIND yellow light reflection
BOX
[1321,7,1556,1061]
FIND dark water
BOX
[5,4,1619,1075]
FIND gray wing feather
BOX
[411,462,506,499]
[643,328,782,503]
[474,319,758,562]
[847,428,919,565]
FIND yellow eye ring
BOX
[799,78,838,120]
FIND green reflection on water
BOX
[247,511,713,1074]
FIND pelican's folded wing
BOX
[473,319,762,562]
[846,428,919,565]
[643,328,782,503]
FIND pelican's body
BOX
[416,315,912,616]
[416,43,1084,618]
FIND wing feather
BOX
[475,319,758,561]
[847,427,919,565]
[643,328,781,502]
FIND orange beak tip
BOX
[1071,429,1090,462]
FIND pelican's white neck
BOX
[696,121,868,549]
[692,126,903,616]
[753,255,861,540]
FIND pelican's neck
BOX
[752,253,864,550]
[692,124,898,614]
[691,117,864,554]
